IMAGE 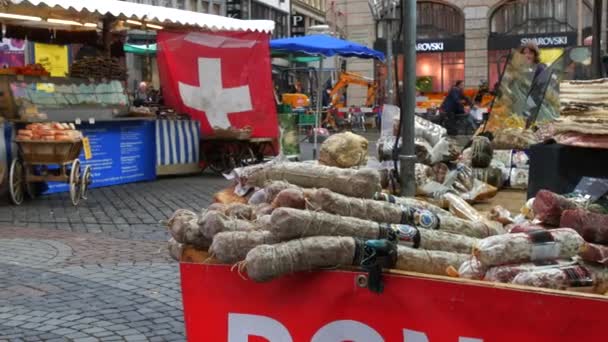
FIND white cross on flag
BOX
[157,31,278,138]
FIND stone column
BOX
[464,5,490,87]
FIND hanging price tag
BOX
[82,137,92,160]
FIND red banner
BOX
[157,31,278,138]
[180,264,608,341]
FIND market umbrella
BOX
[270,34,385,158]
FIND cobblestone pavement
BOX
[0,174,228,341]
[0,174,227,241]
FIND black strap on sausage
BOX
[563,266,594,287]
[526,229,555,244]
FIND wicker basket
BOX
[16,139,83,164]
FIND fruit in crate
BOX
[17,122,83,142]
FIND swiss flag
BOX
[157,30,278,138]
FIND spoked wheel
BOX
[237,145,257,167]
[69,159,82,206]
[80,165,92,200]
[9,159,25,205]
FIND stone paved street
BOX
[0,174,227,240]
[0,174,228,341]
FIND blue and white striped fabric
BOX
[156,120,200,166]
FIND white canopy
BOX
[6,0,274,33]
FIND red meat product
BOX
[508,223,547,234]
[532,190,578,226]
[579,243,608,265]
[560,209,608,244]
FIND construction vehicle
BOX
[329,71,377,108]
[324,72,378,130]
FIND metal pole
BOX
[592,0,603,78]
[313,57,324,160]
[399,0,417,196]
[385,20,394,104]
[578,0,583,46]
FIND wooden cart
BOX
[201,137,275,175]
[9,139,92,206]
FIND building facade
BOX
[291,0,327,36]
[226,0,291,37]
[339,0,597,104]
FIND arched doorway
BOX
[487,0,593,87]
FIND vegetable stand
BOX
[179,257,608,341]
[10,138,91,205]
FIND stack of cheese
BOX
[17,122,82,142]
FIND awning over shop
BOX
[5,0,274,32]
[124,43,156,55]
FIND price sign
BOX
[82,137,92,160]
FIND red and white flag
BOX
[157,30,278,138]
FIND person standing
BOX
[520,42,546,84]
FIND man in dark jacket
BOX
[441,80,473,115]
[440,80,476,134]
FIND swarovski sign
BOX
[521,36,568,47]
[416,42,444,52]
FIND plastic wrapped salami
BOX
[560,209,608,244]
[511,265,596,291]
[533,190,579,226]
[579,243,608,265]
[484,260,576,283]
[473,228,585,267]
[507,223,547,234]
[457,258,486,280]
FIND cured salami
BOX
[532,190,579,226]
[474,228,584,267]
[511,265,596,291]
[268,208,478,254]
[209,230,281,264]
[308,189,498,238]
[236,162,382,198]
[560,209,608,244]
[484,260,575,283]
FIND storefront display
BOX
[487,0,593,87]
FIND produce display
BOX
[16,122,82,142]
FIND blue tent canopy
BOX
[270,35,385,61]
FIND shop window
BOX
[417,1,464,39]
[490,0,592,35]
[396,51,465,93]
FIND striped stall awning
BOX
[156,120,200,175]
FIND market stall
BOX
[167,152,608,340]
[0,0,275,196]
[269,35,385,156]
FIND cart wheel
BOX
[69,159,82,206]
[9,159,24,205]
[80,166,92,200]
[238,146,257,167]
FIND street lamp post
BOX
[400,0,417,197]
[369,0,416,196]
[369,0,398,105]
